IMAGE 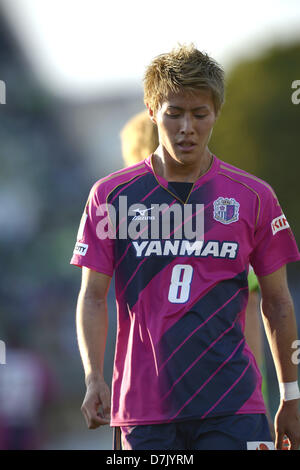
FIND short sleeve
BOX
[70,182,115,277]
[249,188,300,277]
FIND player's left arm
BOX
[258,265,300,450]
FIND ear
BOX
[146,104,157,125]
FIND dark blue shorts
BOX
[115,414,274,450]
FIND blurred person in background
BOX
[0,327,57,450]
[71,44,300,450]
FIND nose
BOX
[180,113,195,135]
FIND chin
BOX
[175,152,196,164]
[165,146,196,165]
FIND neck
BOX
[153,147,213,183]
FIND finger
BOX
[275,431,285,450]
[82,395,111,427]
[89,415,110,428]
[98,407,111,422]
[288,437,300,451]
[82,406,100,429]
[82,406,109,428]
[81,401,102,428]
[99,390,111,418]
[96,415,110,425]
[97,405,110,424]
[102,399,111,418]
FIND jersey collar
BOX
[144,153,219,201]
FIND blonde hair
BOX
[120,110,158,166]
[143,43,225,114]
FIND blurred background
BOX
[0,0,299,450]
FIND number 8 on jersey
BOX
[168,264,194,304]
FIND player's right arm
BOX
[76,266,112,429]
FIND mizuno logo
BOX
[132,206,155,220]
[132,207,154,216]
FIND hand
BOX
[81,375,111,429]
[274,399,300,450]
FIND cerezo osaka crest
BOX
[213,197,240,225]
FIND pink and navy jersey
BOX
[70,154,300,426]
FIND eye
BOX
[166,113,181,118]
[165,108,181,117]
[194,114,208,119]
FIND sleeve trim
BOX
[253,254,300,278]
[70,259,114,277]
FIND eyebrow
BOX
[166,105,209,111]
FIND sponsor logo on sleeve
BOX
[73,242,88,256]
[247,441,274,450]
[271,214,289,235]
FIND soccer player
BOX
[121,109,274,434]
[71,44,300,450]
[121,111,265,371]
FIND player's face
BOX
[150,89,217,165]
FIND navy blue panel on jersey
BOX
[156,271,253,419]
[108,176,216,310]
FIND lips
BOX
[177,141,197,151]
